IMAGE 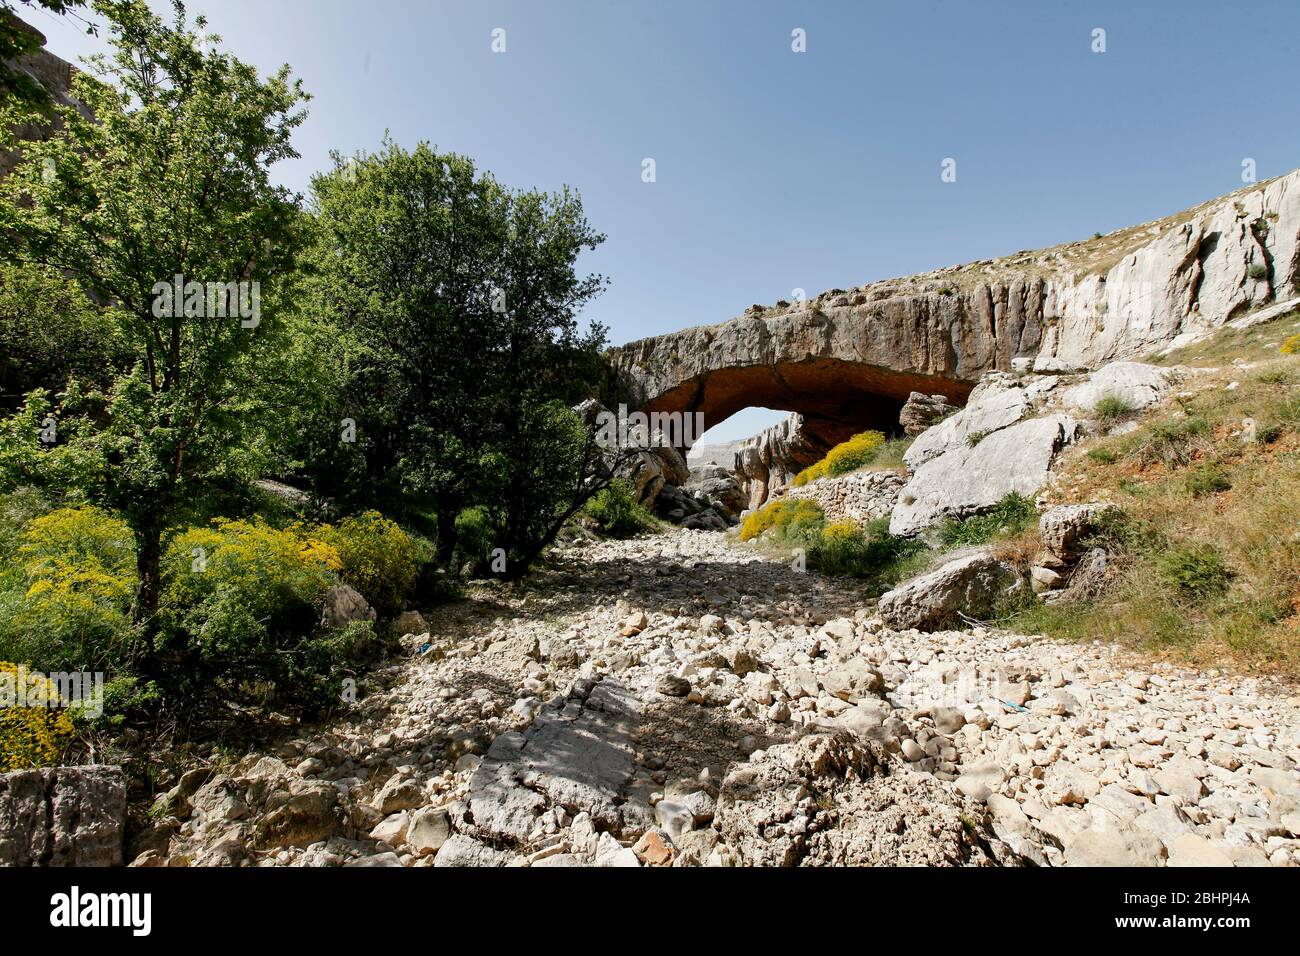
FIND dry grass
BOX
[1027,342,1300,676]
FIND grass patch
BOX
[1094,392,1136,423]
[1184,463,1231,498]
[938,492,1037,548]
[1011,332,1300,674]
[862,435,914,471]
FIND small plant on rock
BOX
[1093,393,1136,424]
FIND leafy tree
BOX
[0,262,126,407]
[306,141,508,558]
[0,0,309,638]
[479,188,611,573]
[306,140,616,573]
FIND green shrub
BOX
[159,518,349,714]
[793,431,887,486]
[0,507,136,672]
[586,478,653,538]
[739,498,825,542]
[807,517,930,593]
[1246,263,1268,281]
[1156,543,1231,599]
[1094,393,1135,423]
[938,492,1037,548]
[316,511,418,616]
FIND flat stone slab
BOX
[468,677,642,844]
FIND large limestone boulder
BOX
[1061,362,1175,413]
[1038,502,1118,560]
[899,391,959,436]
[877,551,1026,631]
[903,380,1037,469]
[890,414,1078,536]
[685,465,747,515]
[321,584,376,629]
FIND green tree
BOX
[480,187,611,574]
[306,141,507,559]
[0,0,309,636]
[306,140,615,573]
[0,261,125,407]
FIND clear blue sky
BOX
[28,0,1300,442]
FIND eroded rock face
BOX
[877,551,1026,631]
[0,765,125,867]
[732,413,832,509]
[899,391,959,436]
[891,414,1078,537]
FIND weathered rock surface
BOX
[0,765,125,866]
[899,391,960,436]
[321,584,376,629]
[715,733,1001,866]
[684,465,747,516]
[1061,362,1176,413]
[732,413,833,509]
[466,677,640,841]
[891,414,1078,536]
[878,551,1026,631]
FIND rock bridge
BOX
[605,169,1300,499]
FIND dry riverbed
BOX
[138,529,1300,867]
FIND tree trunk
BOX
[435,500,459,568]
[131,523,163,653]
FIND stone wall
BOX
[0,765,126,866]
[779,469,906,524]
